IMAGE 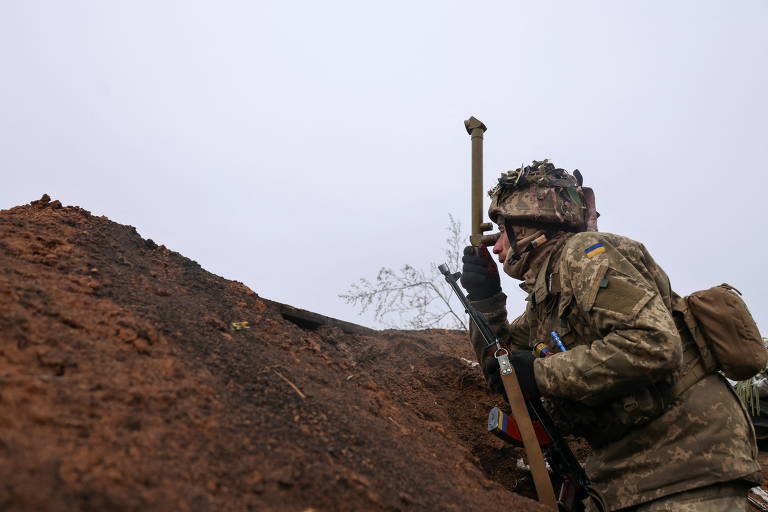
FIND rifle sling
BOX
[500,370,558,510]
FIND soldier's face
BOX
[492,226,512,263]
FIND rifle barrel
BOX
[438,264,497,348]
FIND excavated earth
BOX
[0,195,549,511]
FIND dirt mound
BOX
[0,195,544,511]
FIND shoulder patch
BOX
[592,271,656,322]
[584,243,606,258]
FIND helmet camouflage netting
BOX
[488,159,598,232]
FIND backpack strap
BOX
[672,296,718,373]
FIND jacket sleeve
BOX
[468,292,530,369]
[533,237,682,404]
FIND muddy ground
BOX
[0,195,549,511]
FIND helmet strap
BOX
[505,217,560,261]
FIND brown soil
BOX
[0,195,548,511]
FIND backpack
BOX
[676,284,767,380]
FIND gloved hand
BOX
[483,350,540,400]
[460,245,501,301]
[509,350,539,399]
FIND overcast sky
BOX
[2,1,766,333]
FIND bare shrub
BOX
[340,215,468,330]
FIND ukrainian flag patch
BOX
[584,243,606,258]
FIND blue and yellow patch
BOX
[584,243,606,258]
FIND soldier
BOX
[461,161,762,511]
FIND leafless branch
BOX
[340,215,468,330]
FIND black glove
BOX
[509,350,539,399]
[460,245,501,301]
[483,350,539,400]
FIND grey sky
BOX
[2,1,766,332]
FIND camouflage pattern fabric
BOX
[487,160,586,230]
[605,480,750,511]
[469,231,762,511]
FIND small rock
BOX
[31,194,51,207]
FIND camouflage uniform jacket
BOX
[469,232,762,510]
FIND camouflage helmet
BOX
[487,159,598,232]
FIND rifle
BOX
[439,263,591,512]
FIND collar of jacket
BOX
[530,235,571,305]
[532,252,554,305]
